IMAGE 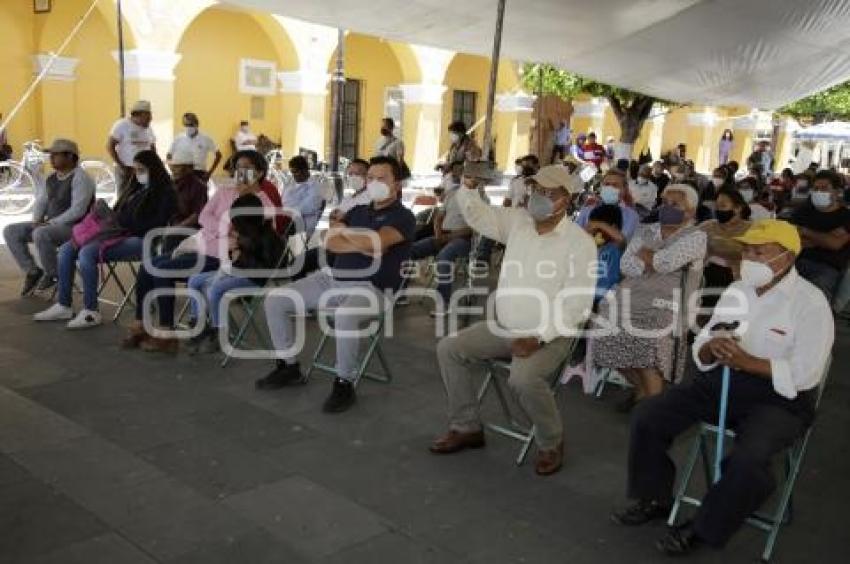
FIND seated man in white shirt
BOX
[283,155,325,239]
[233,121,257,151]
[612,219,834,556]
[167,112,222,181]
[429,163,598,476]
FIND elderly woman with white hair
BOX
[591,184,707,411]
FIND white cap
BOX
[131,100,152,114]
[662,183,699,209]
[170,148,195,166]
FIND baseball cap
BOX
[170,148,195,166]
[530,165,577,193]
[46,138,80,156]
[131,100,152,114]
[734,219,801,255]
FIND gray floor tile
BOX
[27,533,159,564]
[224,475,389,558]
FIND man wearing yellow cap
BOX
[612,219,834,556]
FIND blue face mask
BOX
[811,191,833,209]
[658,204,685,225]
[527,192,555,221]
[600,185,620,205]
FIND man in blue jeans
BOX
[411,161,490,316]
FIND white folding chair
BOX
[476,339,578,465]
[667,356,832,562]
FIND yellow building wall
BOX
[0,3,39,155]
[440,54,517,161]
[175,8,289,160]
[329,33,405,160]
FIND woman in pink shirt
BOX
[124,150,281,352]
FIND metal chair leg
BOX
[668,432,705,526]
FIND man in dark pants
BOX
[612,219,834,556]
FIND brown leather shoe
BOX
[140,336,179,354]
[429,430,485,454]
[121,323,148,349]
[535,441,564,476]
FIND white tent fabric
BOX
[795,121,850,141]
[226,0,850,109]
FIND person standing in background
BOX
[551,120,571,163]
[719,129,734,165]
[234,121,257,151]
[107,100,156,197]
[168,112,222,182]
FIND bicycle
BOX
[0,139,47,216]
[80,159,118,206]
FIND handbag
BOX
[71,199,119,248]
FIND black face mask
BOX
[715,209,734,224]
[380,128,391,136]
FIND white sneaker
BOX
[66,309,102,329]
[34,303,74,322]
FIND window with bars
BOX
[340,79,361,160]
[452,90,477,130]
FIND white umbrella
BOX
[794,122,850,142]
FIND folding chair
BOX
[667,356,833,562]
[220,222,297,367]
[475,339,578,465]
[97,260,139,321]
[303,274,413,385]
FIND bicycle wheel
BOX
[0,160,36,216]
[81,160,118,206]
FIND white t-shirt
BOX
[234,129,257,151]
[507,176,529,206]
[169,131,218,171]
[110,118,156,166]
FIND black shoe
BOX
[186,327,214,355]
[21,267,44,296]
[34,274,58,293]
[656,522,703,556]
[322,378,356,413]
[611,500,671,526]
[255,361,305,390]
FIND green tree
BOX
[778,81,850,123]
[521,64,664,148]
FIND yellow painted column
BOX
[33,54,79,147]
[774,117,799,173]
[115,49,182,155]
[278,70,329,160]
[494,92,534,173]
[685,107,719,173]
[399,83,447,174]
[570,96,607,137]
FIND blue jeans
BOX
[57,237,144,311]
[134,252,220,327]
[796,256,842,303]
[188,271,258,328]
[411,236,472,305]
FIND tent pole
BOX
[536,63,543,159]
[481,0,507,163]
[328,28,345,200]
[118,0,126,117]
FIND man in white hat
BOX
[430,163,598,476]
[4,138,95,296]
[107,99,156,196]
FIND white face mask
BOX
[739,188,754,203]
[711,177,724,188]
[366,180,391,202]
[185,126,198,137]
[240,125,250,133]
[811,191,833,209]
[600,185,620,205]
[449,132,461,144]
[136,172,149,186]
[514,165,523,176]
[347,175,365,192]
[740,252,787,288]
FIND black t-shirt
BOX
[791,201,850,270]
[333,200,416,292]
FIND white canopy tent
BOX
[225,0,850,109]
[795,121,850,141]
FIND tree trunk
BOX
[607,94,656,159]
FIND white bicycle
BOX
[80,159,118,206]
[0,140,48,216]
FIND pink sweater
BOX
[197,186,273,259]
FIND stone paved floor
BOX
[0,247,847,564]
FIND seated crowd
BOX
[5,103,844,559]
